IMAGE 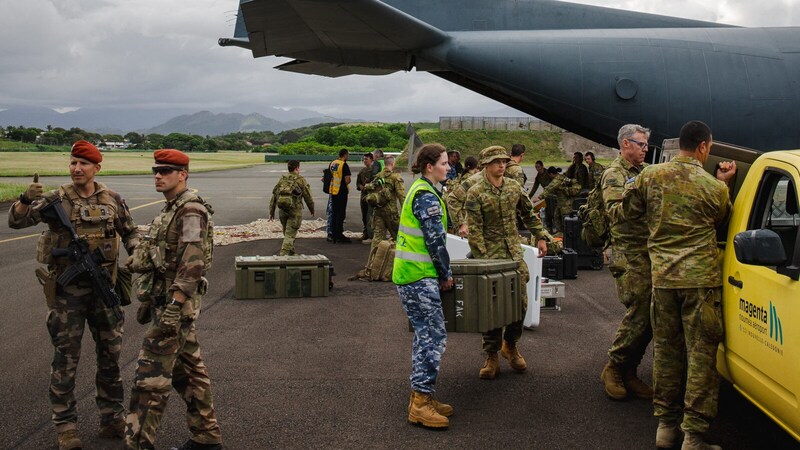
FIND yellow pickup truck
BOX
[662,141,799,441]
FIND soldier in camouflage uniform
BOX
[269,160,315,256]
[393,144,454,429]
[356,153,375,241]
[623,121,735,450]
[365,155,405,250]
[529,160,551,199]
[585,151,605,189]
[8,140,139,450]
[465,146,549,379]
[534,167,582,233]
[599,124,654,402]
[125,149,222,450]
[505,143,528,187]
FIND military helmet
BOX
[479,145,510,165]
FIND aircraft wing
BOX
[220,0,449,76]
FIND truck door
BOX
[723,161,800,437]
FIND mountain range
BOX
[0,104,355,136]
[0,104,531,136]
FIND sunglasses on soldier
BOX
[151,166,177,175]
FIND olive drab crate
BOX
[440,259,522,333]
[235,255,331,299]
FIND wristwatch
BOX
[18,193,32,205]
[168,297,183,306]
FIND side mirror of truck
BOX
[733,229,787,266]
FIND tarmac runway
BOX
[0,164,796,449]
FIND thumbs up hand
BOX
[22,172,44,204]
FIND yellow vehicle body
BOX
[717,150,800,442]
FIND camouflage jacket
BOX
[601,156,648,255]
[367,168,405,212]
[158,189,212,299]
[541,174,582,210]
[465,173,548,261]
[446,169,484,230]
[623,155,732,288]
[505,160,527,187]
[356,165,374,199]
[587,161,605,189]
[269,173,314,217]
[566,163,591,190]
[9,182,139,272]
[530,171,551,197]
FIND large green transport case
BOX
[440,259,522,333]
[235,255,331,299]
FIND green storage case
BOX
[235,255,331,299]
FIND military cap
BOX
[71,140,102,163]
[153,149,189,168]
[479,145,510,165]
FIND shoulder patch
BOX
[181,214,203,243]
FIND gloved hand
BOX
[22,173,43,204]
[136,301,153,325]
[159,303,182,335]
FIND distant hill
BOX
[0,105,357,135]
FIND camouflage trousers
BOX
[46,283,124,432]
[607,252,653,368]
[652,287,723,433]
[279,209,302,256]
[397,278,447,394]
[124,307,221,449]
[360,197,373,239]
[483,259,529,353]
[371,207,399,251]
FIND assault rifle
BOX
[39,198,123,321]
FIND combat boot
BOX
[600,361,627,400]
[656,421,682,449]
[57,430,82,450]
[479,352,500,379]
[408,393,453,417]
[681,432,721,450]
[624,367,654,399]
[500,340,527,372]
[407,391,449,429]
[98,417,126,439]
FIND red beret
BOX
[153,149,189,167]
[71,140,102,163]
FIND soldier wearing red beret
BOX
[125,149,222,450]
[8,141,140,450]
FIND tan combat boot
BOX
[98,417,126,439]
[600,361,627,400]
[681,432,722,450]
[656,421,682,449]
[479,352,501,379]
[408,393,453,417]
[624,367,654,399]
[407,391,449,429]
[500,341,527,372]
[57,430,82,450]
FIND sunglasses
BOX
[152,166,178,175]
[627,138,649,149]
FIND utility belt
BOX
[153,294,168,308]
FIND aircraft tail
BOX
[219,0,448,78]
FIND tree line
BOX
[0,122,418,154]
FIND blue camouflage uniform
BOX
[396,179,452,394]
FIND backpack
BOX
[577,183,609,249]
[367,239,395,281]
[322,167,333,194]
[277,178,300,211]
[365,176,389,207]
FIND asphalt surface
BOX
[0,164,796,449]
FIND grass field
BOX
[0,151,266,177]
[0,183,60,202]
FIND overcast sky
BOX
[1,0,798,121]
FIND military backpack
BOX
[276,176,302,211]
[365,174,391,207]
[577,179,609,249]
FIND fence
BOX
[439,116,563,132]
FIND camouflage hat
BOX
[479,145,510,165]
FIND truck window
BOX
[749,171,799,267]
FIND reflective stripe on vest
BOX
[392,178,447,285]
[329,159,345,195]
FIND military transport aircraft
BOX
[219,0,800,153]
